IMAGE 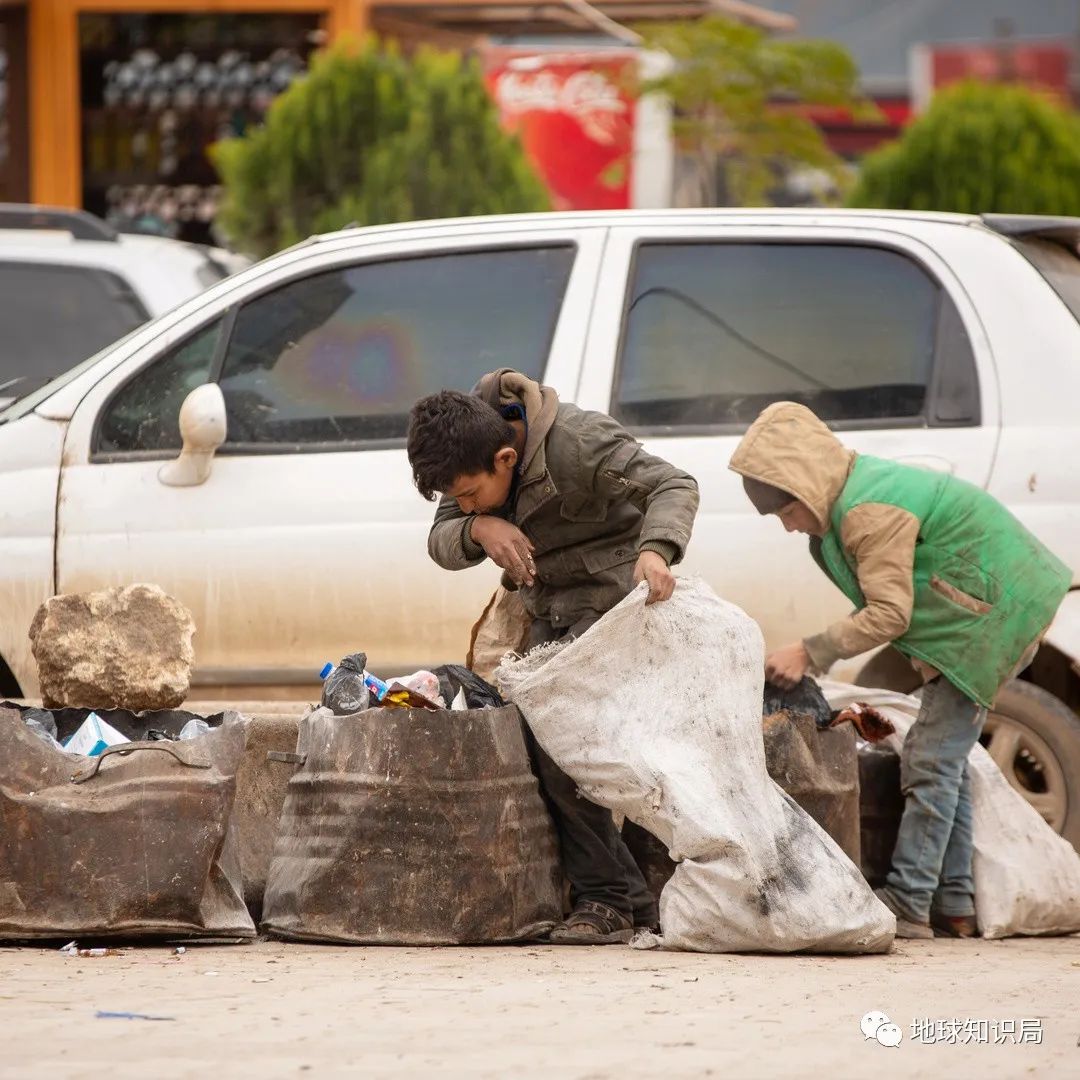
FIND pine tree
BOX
[213,39,549,257]
[848,81,1080,215]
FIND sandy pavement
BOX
[1,935,1078,1079]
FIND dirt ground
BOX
[2,935,1078,1079]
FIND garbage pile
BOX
[318,652,505,714]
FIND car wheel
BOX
[982,680,1080,852]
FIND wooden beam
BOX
[29,0,80,206]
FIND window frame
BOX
[89,240,580,462]
[609,237,982,437]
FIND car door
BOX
[56,226,604,696]
[578,222,1002,676]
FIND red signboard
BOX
[913,41,1073,110]
[483,49,638,211]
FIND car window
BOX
[614,243,968,429]
[217,246,575,447]
[95,319,222,454]
[1010,236,1080,325]
[0,262,150,392]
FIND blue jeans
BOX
[885,675,986,921]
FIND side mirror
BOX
[158,383,227,488]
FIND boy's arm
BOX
[802,503,919,672]
[586,414,699,564]
[427,494,488,570]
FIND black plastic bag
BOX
[762,676,833,730]
[320,652,371,716]
[432,664,505,710]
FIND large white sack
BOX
[821,680,1080,939]
[496,579,894,954]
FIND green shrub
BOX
[848,81,1080,215]
[213,38,549,257]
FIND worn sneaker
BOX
[874,887,934,940]
[930,911,978,938]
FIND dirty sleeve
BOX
[803,502,918,672]
[586,411,699,564]
[427,494,488,570]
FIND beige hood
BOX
[729,402,855,533]
[475,368,560,480]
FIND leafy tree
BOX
[213,38,549,257]
[638,16,868,206]
[848,81,1080,215]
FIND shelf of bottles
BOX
[80,14,321,244]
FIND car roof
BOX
[0,228,219,312]
[297,207,985,248]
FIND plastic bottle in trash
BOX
[178,718,210,740]
[319,652,372,715]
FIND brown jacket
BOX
[729,402,923,673]
[428,369,699,627]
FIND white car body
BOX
[0,208,1077,707]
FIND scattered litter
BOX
[63,712,128,757]
[96,1011,175,1022]
[252,977,272,983]
[451,687,468,711]
[60,941,118,957]
[203,970,219,977]
[173,946,186,956]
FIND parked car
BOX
[1,208,1079,846]
[0,204,250,407]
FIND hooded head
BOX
[728,402,855,536]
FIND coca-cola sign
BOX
[484,50,638,211]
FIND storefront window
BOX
[79,14,321,244]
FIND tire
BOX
[981,681,1080,853]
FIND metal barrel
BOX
[262,704,562,945]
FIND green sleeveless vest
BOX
[817,455,1071,707]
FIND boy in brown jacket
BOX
[408,368,699,943]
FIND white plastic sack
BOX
[821,680,1080,939]
[496,579,894,954]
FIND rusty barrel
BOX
[262,704,562,945]
[0,706,254,940]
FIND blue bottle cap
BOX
[319,662,333,679]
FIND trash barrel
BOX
[857,742,904,887]
[0,704,254,940]
[622,711,862,895]
[763,711,861,866]
[262,704,562,945]
[2,700,301,922]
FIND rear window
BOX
[1011,237,1080,324]
[0,261,150,395]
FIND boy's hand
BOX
[634,550,676,605]
[469,516,537,586]
[765,642,811,690]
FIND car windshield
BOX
[0,323,146,425]
[0,261,149,410]
[1011,236,1080,324]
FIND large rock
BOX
[29,584,195,710]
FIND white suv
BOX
[0,204,249,406]
[0,208,1078,844]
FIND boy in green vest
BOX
[730,402,1071,939]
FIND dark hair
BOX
[407,390,515,501]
